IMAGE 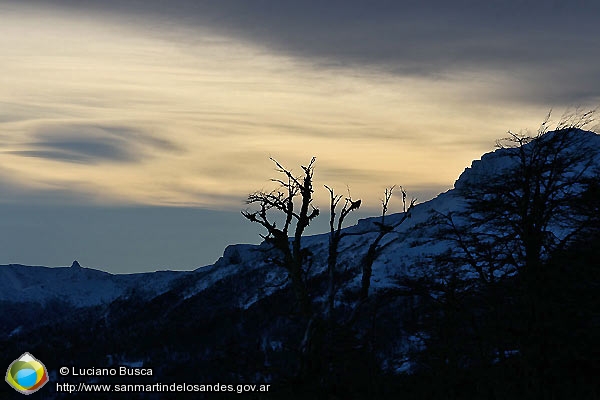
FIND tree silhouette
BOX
[242,157,319,318]
[243,157,415,387]
[397,111,600,396]
[456,111,599,281]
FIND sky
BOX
[1,0,599,272]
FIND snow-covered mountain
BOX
[0,190,458,310]
[2,129,599,311]
[0,261,189,307]
[1,129,598,400]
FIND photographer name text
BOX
[65,367,152,376]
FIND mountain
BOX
[6,130,598,310]
[0,261,189,307]
[0,188,459,318]
[1,128,599,399]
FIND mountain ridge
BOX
[1,129,599,399]
[2,129,599,310]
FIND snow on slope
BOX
[3,130,598,308]
[0,192,457,309]
[214,129,600,306]
[0,262,190,307]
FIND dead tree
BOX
[242,157,319,317]
[331,186,416,327]
[324,185,361,322]
[360,186,415,301]
[244,159,415,382]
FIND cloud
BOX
[5,124,181,165]
[7,149,129,164]
[7,1,600,108]
[1,0,597,273]
[0,1,596,209]
[16,0,600,108]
